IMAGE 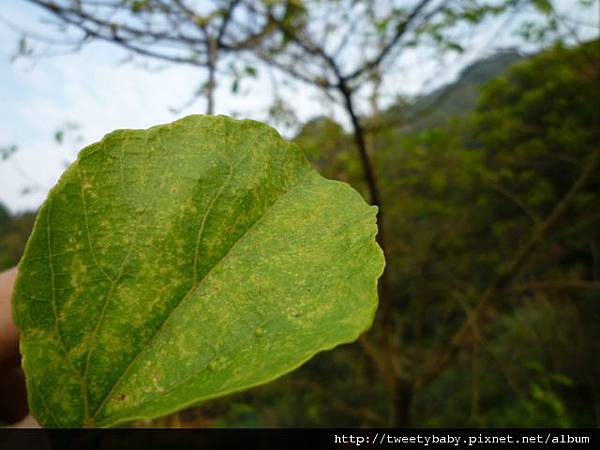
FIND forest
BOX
[0,0,598,428]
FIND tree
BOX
[22,0,301,113]
[0,204,36,272]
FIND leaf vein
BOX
[76,161,113,282]
[46,199,89,418]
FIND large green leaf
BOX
[12,115,384,428]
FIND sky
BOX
[0,0,595,213]
[0,1,309,212]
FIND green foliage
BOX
[0,207,36,272]
[398,40,599,427]
[0,144,18,161]
[12,115,384,427]
[295,118,360,184]
[472,40,600,259]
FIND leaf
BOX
[12,115,384,427]
[532,0,553,14]
[231,78,239,94]
[54,130,64,144]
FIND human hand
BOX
[0,267,38,427]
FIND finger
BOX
[0,365,28,424]
[0,267,19,365]
[10,414,40,428]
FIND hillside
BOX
[379,49,525,131]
